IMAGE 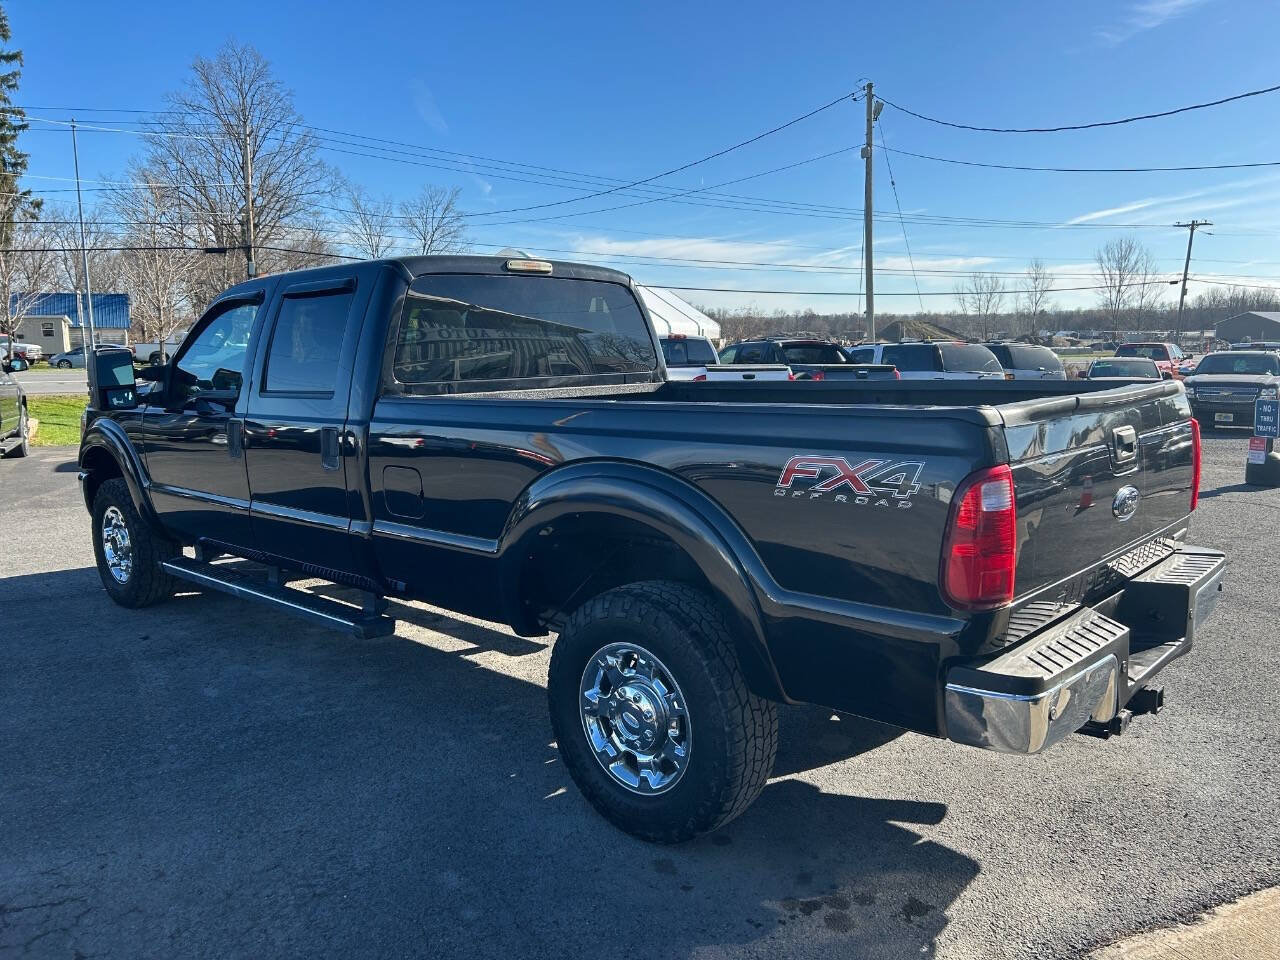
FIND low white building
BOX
[635,286,721,342]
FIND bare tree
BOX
[1018,259,1054,336]
[340,185,398,259]
[1094,235,1158,328]
[955,272,1005,339]
[0,216,57,356]
[44,202,123,304]
[110,170,205,360]
[1129,244,1165,333]
[140,40,335,306]
[399,185,467,255]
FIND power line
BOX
[878,81,1280,133]
[876,118,923,311]
[659,279,1177,297]
[880,145,1280,173]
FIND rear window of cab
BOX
[390,274,658,392]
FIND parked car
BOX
[790,364,899,381]
[846,341,1005,379]
[1184,350,1280,429]
[1230,341,1280,352]
[0,354,30,458]
[132,331,189,366]
[658,334,719,381]
[78,254,1225,842]
[719,336,863,378]
[1115,342,1190,379]
[701,364,793,381]
[49,346,90,369]
[1082,358,1163,381]
[0,335,43,365]
[984,342,1066,380]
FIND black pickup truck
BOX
[79,255,1226,842]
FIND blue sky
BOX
[12,0,1280,313]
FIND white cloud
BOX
[1098,0,1212,44]
[411,81,449,135]
[1062,174,1280,226]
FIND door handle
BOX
[321,426,340,471]
[227,420,243,459]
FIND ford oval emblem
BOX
[1112,485,1141,521]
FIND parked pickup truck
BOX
[78,255,1226,842]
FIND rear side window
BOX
[661,337,718,366]
[392,274,656,389]
[847,347,875,363]
[265,290,353,393]
[939,344,1002,374]
[1002,345,1062,371]
[781,343,848,364]
[880,344,938,372]
[736,343,769,363]
[718,345,738,364]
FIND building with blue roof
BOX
[11,292,131,356]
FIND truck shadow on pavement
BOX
[0,569,978,960]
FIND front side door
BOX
[243,273,366,574]
[139,293,266,548]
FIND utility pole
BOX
[242,122,256,280]
[861,81,876,342]
[1174,220,1211,344]
[71,120,97,399]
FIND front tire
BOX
[548,580,778,843]
[91,477,177,608]
[57,359,71,369]
[7,404,29,458]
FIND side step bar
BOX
[162,556,396,640]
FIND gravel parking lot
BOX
[2,436,1277,959]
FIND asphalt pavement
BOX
[13,368,88,395]
[1,436,1277,959]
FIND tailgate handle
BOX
[1112,425,1138,464]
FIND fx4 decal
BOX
[775,455,925,507]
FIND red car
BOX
[1115,342,1192,379]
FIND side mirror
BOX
[92,346,139,410]
[1077,370,1088,379]
[1161,370,1174,380]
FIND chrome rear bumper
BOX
[944,545,1226,755]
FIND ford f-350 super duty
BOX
[78,256,1225,842]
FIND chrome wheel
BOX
[579,642,691,795]
[101,506,133,584]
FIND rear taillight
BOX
[787,372,796,380]
[692,374,707,381]
[893,368,901,379]
[939,464,1017,610]
[810,370,825,381]
[1190,418,1202,511]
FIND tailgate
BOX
[999,381,1195,604]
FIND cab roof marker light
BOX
[504,259,553,275]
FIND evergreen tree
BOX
[0,4,38,246]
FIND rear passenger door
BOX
[244,272,369,574]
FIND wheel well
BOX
[516,513,784,701]
[80,447,124,510]
[518,515,713,631]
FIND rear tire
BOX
[91,477,178,608]
[548,580,778,843]
[57,359,71,369]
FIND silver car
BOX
[49,346,90,369]
[984,342,1066,380]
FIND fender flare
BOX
[496,460,789,702]
[78,419,159,526]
